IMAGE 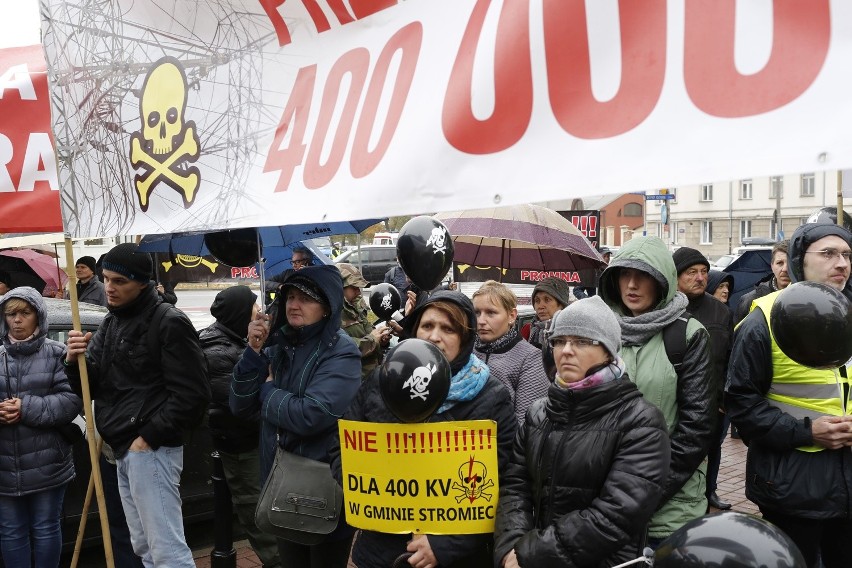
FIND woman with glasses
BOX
[597,237,713,547]
[472,281,549,426]
[0,287,82,568]
[494,296,670,568]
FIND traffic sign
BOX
[645,194,676,200]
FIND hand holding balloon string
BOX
[248,312,270,353]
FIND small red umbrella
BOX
[0,249,68,296]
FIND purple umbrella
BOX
[434,205,604,273]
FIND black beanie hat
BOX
[102,243,153,282]
[75,256,97,273]
[672,247,710,275]
[211,286,258,338]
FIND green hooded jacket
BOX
[599,237,713,539]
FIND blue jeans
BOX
[0,484,67,568]
[116,445,195,568]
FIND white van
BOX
[373,232,398,246]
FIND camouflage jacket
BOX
[341,296,381,380]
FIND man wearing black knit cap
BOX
[672,246,733,512]
[64,242,209,567]
[63,256,107,306]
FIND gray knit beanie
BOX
[549,296,621,357]
[532,277,572,308]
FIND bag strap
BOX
[146,302,172,367]
[663,313,691,372]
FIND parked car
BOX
[43,298,215,553]
[334,244,398,286]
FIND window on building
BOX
[701,221,713,244]
[740,219,752,239]
[770,176,783,199]
[700,184,713,202]
[740,179,753,200]
[770,218,783,240]
[801,173,815,197]
[623,202,642,217]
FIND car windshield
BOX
[714,255,735,268]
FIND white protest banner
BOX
[40,0,852,238]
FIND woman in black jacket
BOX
[494,296,671,568]
[330,290,516,568]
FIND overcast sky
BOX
[1,0,41,49]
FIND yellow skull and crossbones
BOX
[129,57,201,212]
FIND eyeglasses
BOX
[291,258,311,267]
[549,337,600,350]
[805,249,852,262]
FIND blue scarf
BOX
[437,354,489,414]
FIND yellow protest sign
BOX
[338,419,499,535]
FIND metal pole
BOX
[837,170,844,224]
[209,451,236,568]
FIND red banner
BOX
[0,45,62,232]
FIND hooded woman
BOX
[330,290,516,568]
[231,266,362,568]
[494,296,670,568]
[200,285,280,567]
[0,287,82,567]
[597,237,713,546]
[706,270,734,305]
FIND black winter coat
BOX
[494,380,670,568]
[199,322,259,453]
[685,293,732,408]
[329,370,516,568]
[66,286,209,458]
[725,310,852,519]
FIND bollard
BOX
[210,451,236,568]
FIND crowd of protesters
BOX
[0,222,849,567]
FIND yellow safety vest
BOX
[753,291,850,452]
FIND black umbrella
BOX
[0,254,47,294]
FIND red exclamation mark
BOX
[487,430,492,449]
[402,433,409,453]
[387,433,392,453]
[420,432,426,453]
[479,429,484,450]
[454,431,459,452]
[588,215,597,238]
[446,431,450,453]
[462,430,467,452]
[394,433,400,453]
[429,432,434,453]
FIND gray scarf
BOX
[619,292,689,346]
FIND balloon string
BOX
[610,548,654,568]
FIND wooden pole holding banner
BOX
[63,237,115,568]
[70,437,104,567]
[838,170,844,225]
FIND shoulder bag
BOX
[255,445,343,545]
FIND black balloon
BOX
[204,228,259,267]
[806,206,852,232]
[369,283,402,321]
[654,512,806,568]
[379,339,451,423]
[770,281,852,369]
[396,216,454,291]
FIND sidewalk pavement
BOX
[192,434,753,567]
